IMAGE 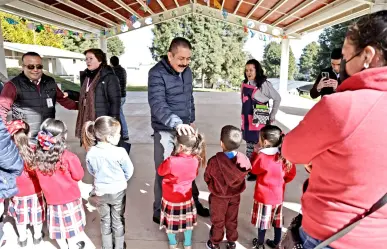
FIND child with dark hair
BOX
[34,118,86,249]
[83,116,134,249]
[158,131,206,249]
[205,125,251,249]
[5,120,44,247]
[250,125,296,249]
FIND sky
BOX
[117,25,322,67]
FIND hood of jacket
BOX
[215,152,251,189]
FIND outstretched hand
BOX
[176,124,195,136]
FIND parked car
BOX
[297,84,314,95]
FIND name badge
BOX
[46,98,53,108]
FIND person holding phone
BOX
[310,48,342,99]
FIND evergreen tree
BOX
[262,41,296,79]
[299,41,320,78]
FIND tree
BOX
[262,41,296,79]
[0,11,63,48]
[314,18,358,72]
[299,41,320,78]
[107,36,125,58]
[150,14,248,88]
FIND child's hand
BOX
[253,143,260,153]
[304,163,312,173]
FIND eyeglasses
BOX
[24,64,43,70]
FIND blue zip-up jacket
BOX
[148,56,195,131]
[0,119,23,198]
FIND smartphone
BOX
[321,72,330,80]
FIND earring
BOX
[364,62,369,69]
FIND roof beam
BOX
[221,0,225,10]
[156,0,167,11]
[174,0,179,7]
[246,0,264,19]
[86,0,128,22]
[272,0,316,26]
[208,0,210,7]
[131,0,154,15]
[0,0,14,5]
[259,0,288,22]
[284,0,367,34]
[3,0,102,33]
[113,0,149,16]
[55,0,117,27]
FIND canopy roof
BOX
[0,0,376,38]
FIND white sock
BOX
[0,202,4,217]
[16,224,27,242]
[67,233,84,249]
[33,224,43,239]
[56,239,69,249]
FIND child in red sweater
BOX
[5,120,45,247]
[34,118,85,249]
[158,132,206,249]
[204,125,251,249]
[250,125,296,249]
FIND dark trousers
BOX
[96,190,126,248]
[209,194,240,244]
[153,131,200,218]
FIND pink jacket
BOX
[283,67,387,249]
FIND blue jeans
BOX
[299,227,333,249]
[120,97,128,138]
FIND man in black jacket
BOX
[110,56,129,141]
[148,37,209,224]
[310,48,342,99]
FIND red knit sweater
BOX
[15,164,42,197]
[158,154,199,203]
[250,148,296,205]
[36,150,84,205]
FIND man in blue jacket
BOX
[0,119,23,199]
[148,37,209,224]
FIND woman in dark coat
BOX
[67,49,121,141]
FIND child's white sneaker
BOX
[184,246,192,249]
[169,244,177,249]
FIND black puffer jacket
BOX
[148,56,195,131]
[67,66,121,121]
[112,65,127,97]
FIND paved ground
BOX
[1,92,309,249]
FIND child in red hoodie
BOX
[158,132,206,249]
[34,118,85,249]
[204,125,251,249]
[250,125,296,249]
[6,120,44,247]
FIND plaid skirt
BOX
[160,198,197,233]
[47,198,86,239]
[251,201,283,229]
[8,192,45,226]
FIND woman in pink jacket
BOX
[283,11,387,249]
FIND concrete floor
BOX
[1,92,308,249]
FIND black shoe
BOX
[153,216,160,224]
[247,172,257,181]
[227,241,236,249]
[76,241,85,249]
[123,136,129,141]
[18,239,27,247]
[266,239,278,248]
[196,202,210,217]
[33,236,43,245]
[254,245,265,249]
[206,240,220,249]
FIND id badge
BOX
[46,98,53,108]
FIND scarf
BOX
[75,69,101,138]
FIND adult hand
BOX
[270,118,275,124]
[63,92,69,98]
[317,78,330,92]
[328,79,339,91]
[176,124,195,136]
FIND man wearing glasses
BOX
[0,52,78,139]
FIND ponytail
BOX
[277,133,293,172]
[82,121,96,151]
[193,133,207,168]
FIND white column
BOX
[99,36,108,53]
[0,24,7,78]
[372,0,387,12]
[279,38,290,96]
[48,59,53,74]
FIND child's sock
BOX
[33,224,43,239]
[258,228,266,245]
[16,224,27,242]
[183,229,193,246]
[56,239,69,249]
[167,233,177,245]
[274,227,282,245]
